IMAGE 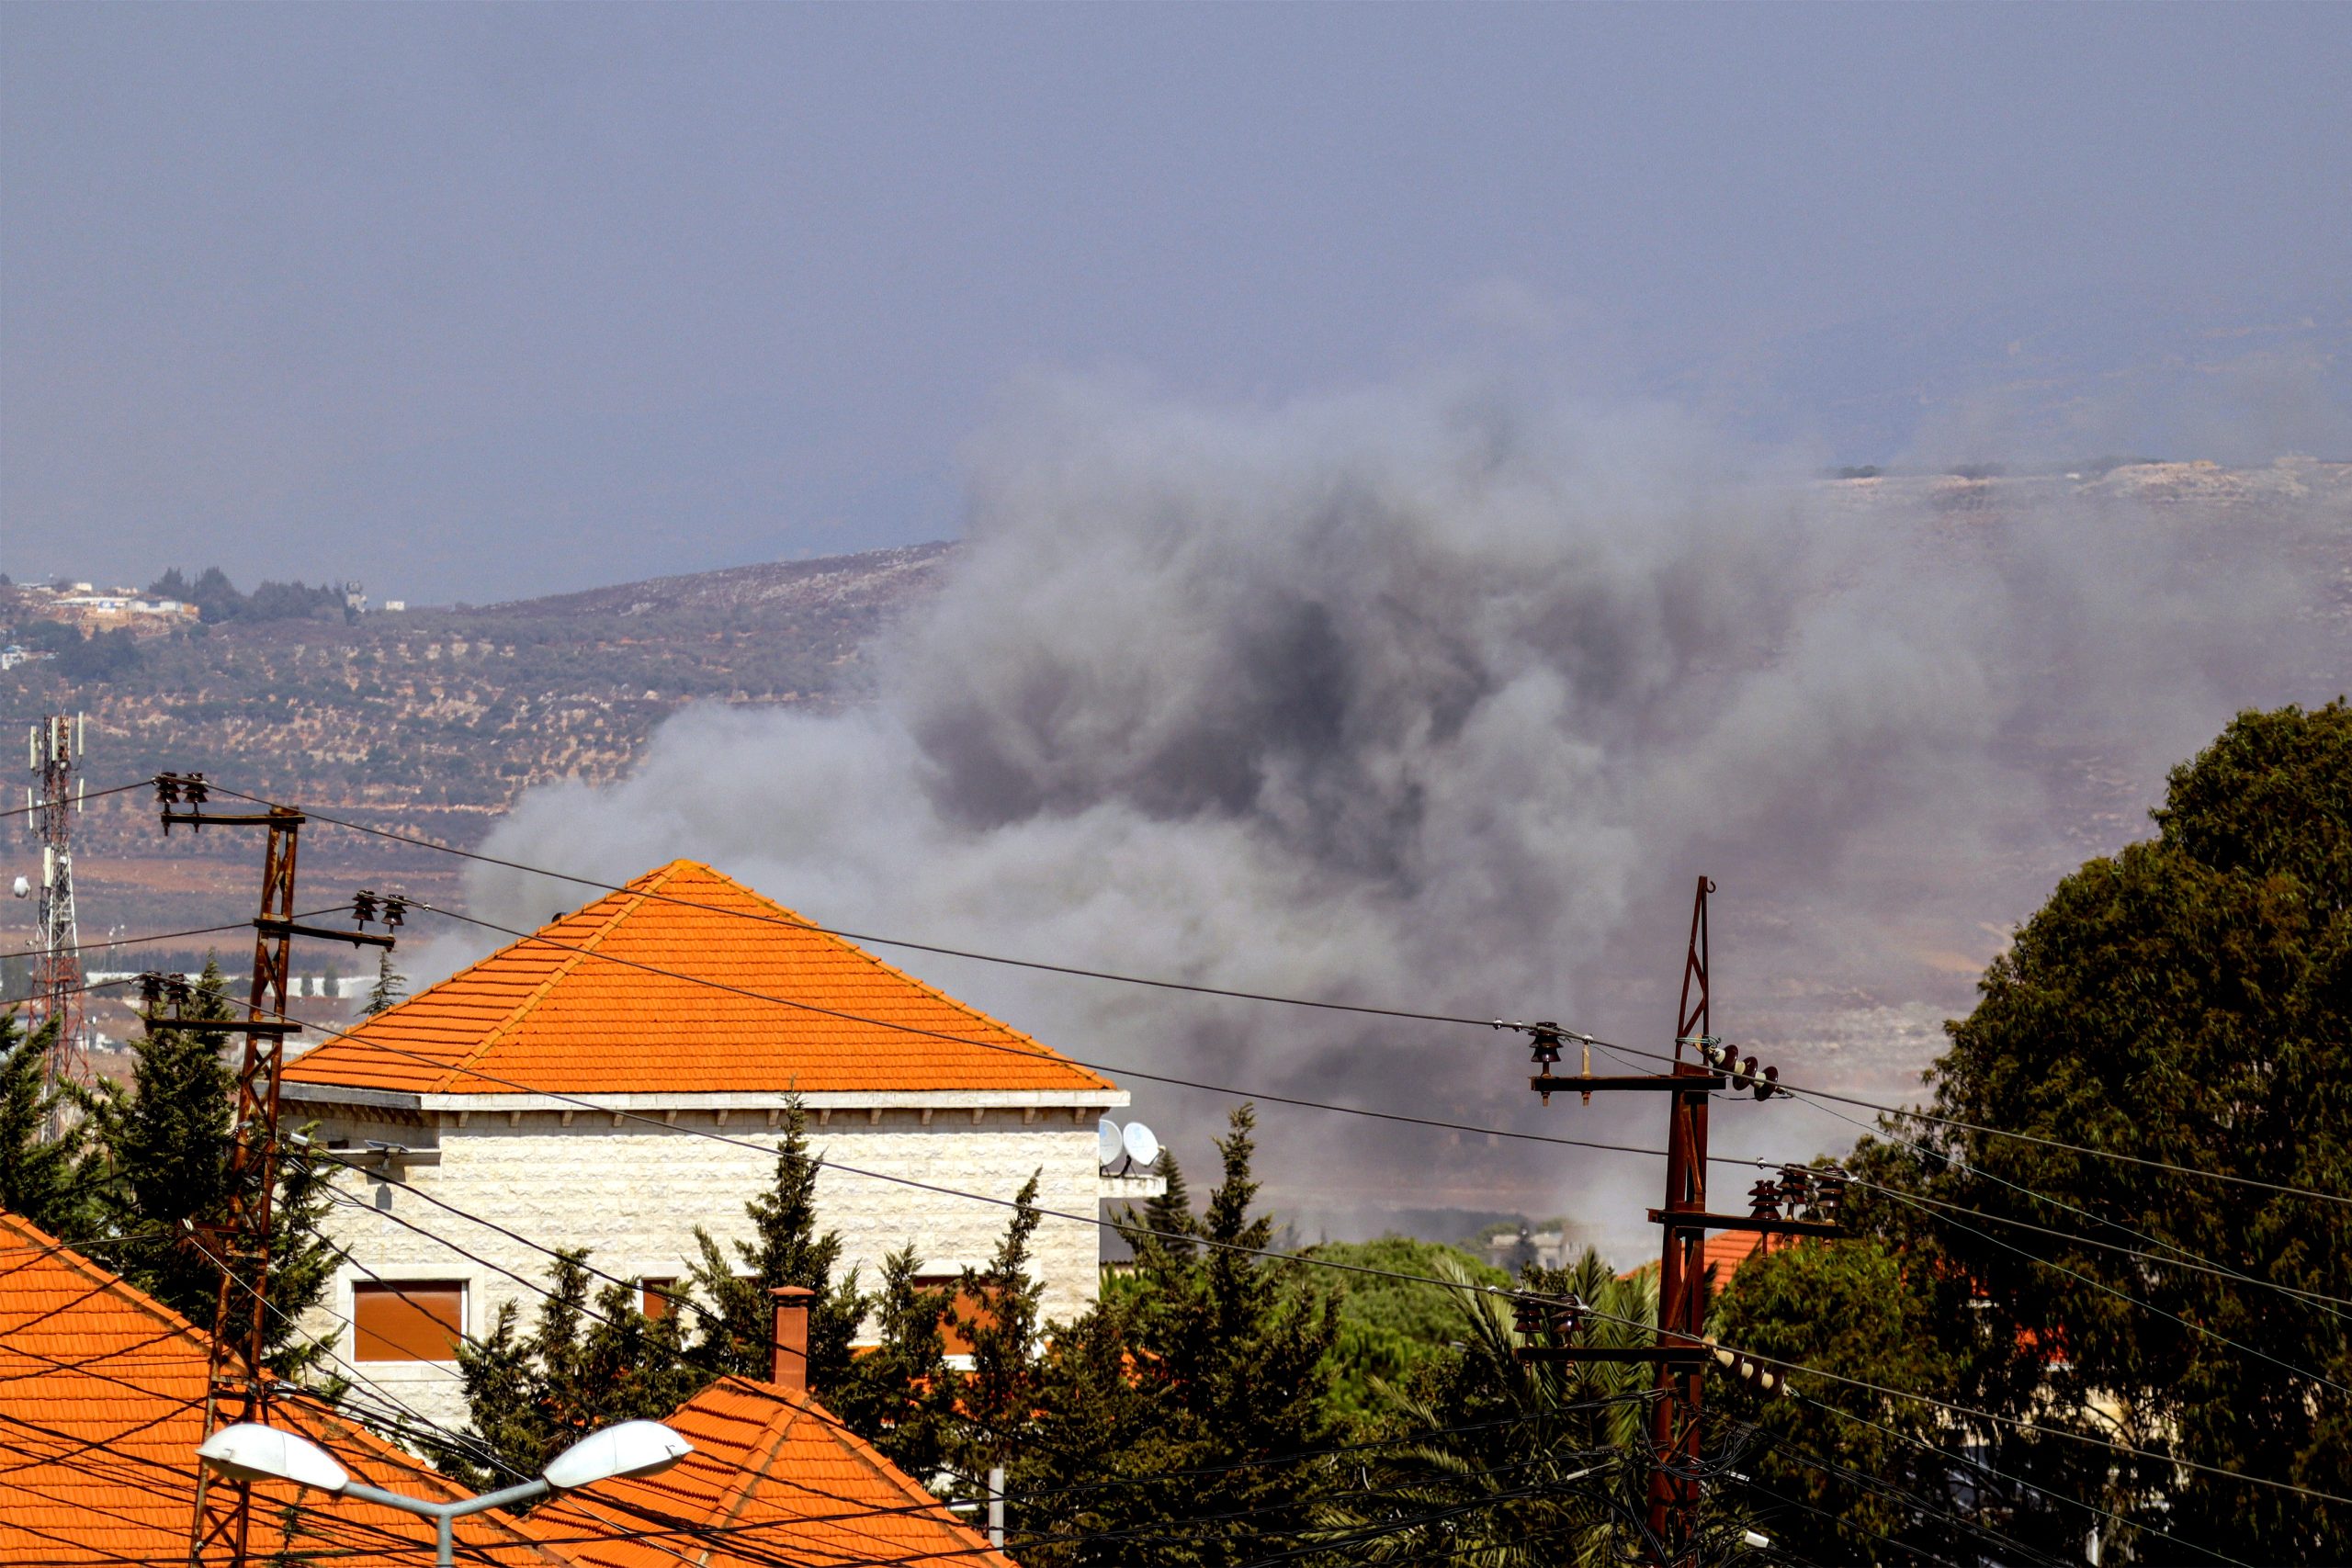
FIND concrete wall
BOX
[295,1103,1108,1435]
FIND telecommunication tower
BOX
[25,715,87,1095]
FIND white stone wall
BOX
[294,1105,1109,1435]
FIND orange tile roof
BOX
[533,1378,1016,1568]
[1618,1229,1793,1284]
[0,1212,568,1566]
[284,860,1114,1098]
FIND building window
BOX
[641,1278,678,1322]
[911,1275,997,1357]
[353,1281,466,1362]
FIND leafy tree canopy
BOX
[1307,1235,1508,1426]
[1734,701,2352,1562]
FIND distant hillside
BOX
[0,543,956,950]
[6,459,2346,977]
[470,545,953,621]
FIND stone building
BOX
[280,859,1151,1430]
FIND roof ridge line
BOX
[0,1212,214,1358]
[677,863,1110,1082]
[699,1378,808,1549]
[433,866,679,1092]
[729,883,1112,1094]
[813,1393,1008,1557]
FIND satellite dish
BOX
[10,875,28,899]
[1122,1122,1160,1168]
[1097,1118,1124,1168]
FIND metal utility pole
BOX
[155,774,397,1568]
[1515,876,1846,1568]
[1649,875,1715,1557]
[25,715,87,1106]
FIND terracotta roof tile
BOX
[0,1213,568,1566]
[534,1378,1016,1568]
[283,861,1114,1097]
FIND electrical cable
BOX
[1781,1387,2255,1568]
[0,905,359,965]
[406,897,1723,1170]
[201,776,2352,1212]
[1798,1086,2352,1325]
[374,900,2351,1327]
[1850,1178,2352,1314]
[1571,1295,2352,1510]
[229,988,2352,1513]
[1874,1188,2352,1398]
[302,1155,1657,1531]
[1704,1408,2075,1568]
[67,868,2337,1537]
[197,782,1510,1031]
[288,1130,2230,1568]
[0,778,156,821]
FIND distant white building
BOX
[280,860,1157,1429]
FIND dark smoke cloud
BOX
[463,378,2348,1256]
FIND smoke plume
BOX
[468,377,2347,1253]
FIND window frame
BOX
[350,1278,469,1364]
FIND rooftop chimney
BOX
[770,1286,816,1393]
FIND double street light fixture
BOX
[197,1418,692,1568]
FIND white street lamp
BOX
[197,1418,691,1567]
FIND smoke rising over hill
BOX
[469,378,2346,1247]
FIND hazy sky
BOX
[5,4,2346,604]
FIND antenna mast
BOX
[27,714,87,1105]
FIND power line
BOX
[1874,1188,2352,1398]
[234,989,2350,1511]
[299,1145,1655,1518]
[1856,1179,2352,1313]
[1781,1388,2255,1568]
[1583,1299,2352,1512]
[1798,1087,2350,1324]
[0,906,361,965]
[198,782,1509,1031]
[407,897,1753,1169]
[214,773,2352,1213]
[0,778,155,821]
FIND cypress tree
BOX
[684,1093,863,1388]
[0,1011,89,1237]
[954,1171,1045,1481]
[360,950,407,1017]
[831,1244,961,1478]
[83,959,343,1376]
[427,1247,700,1501]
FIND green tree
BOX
[1739,702,2352,1562]
[829,1244,961,1479]
[425,1248,701,1500]
[951,1170,1046,1483]
[0,1011,89,1236]
[1716,1233,1995,1564]
[360,950,407,1017]
[82,961,343,1377]
[684,1094,863,1390]
[1326,1249,1698,1568]
[1308,1235,1510,1426]
[1010,1106,1343,1567]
